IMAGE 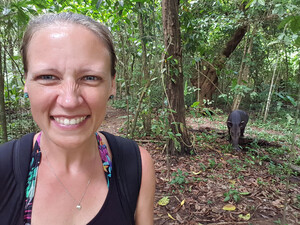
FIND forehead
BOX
[31,23,98,42]
[27,23,110,57]
[26,23,111,71]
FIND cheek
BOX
[28,88,56,112]
[29,96,49,120]
[82,89,109,109]
[83,85,110,100]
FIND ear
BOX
[227,121,232,127]
[239,121,244,127]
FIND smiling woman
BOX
[0,12,155,225]
[24,21,113,149]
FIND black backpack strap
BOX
[101,131,142,225]
[0,133,34,225]
[14,133,35,184]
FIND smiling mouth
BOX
[52,116,88,125]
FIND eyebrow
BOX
[78,68,110,77]
[31,68,109,77]
[30,68,60,75]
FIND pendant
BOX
[76,204,81,210]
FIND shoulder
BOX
[0,139,19,194]
[0,133,35,181]
[139,146,154,175]
[0,139,18,168]
[135,146,155,225]
[138,146,155,196]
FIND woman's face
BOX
[24,24,116,148]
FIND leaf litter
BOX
[101,107,300,224]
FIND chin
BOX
[45,132,94,149]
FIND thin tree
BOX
[137,2,151,135]
[232,26,255,111]
[162,0,192,155]
[0,42,8,142]
[263,55,279,123]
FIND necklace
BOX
[43,148,97,210]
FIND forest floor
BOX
[100,106,300,225]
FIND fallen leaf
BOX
[229,180,236,185]
[192,171,202,175]
[158,196,169,206]
[222,204,236,211]
[240,192,251,196]
[168,213,176,220]
[180,199,185,206]
[238,213,251,221]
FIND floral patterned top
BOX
[23,132,112,225]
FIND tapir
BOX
[227,110,249,151]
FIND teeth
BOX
[54,116,86,125]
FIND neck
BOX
[39,132,98,174]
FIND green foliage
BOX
[198,162,207,172]
[208,158,218,169]
[1,0,300,151]
[196,132,218,145]
[295,155,300,166]
[170,169,189,185]
[226,158,246,173]
[268,161,294,179]
[189,100,216,120]
[223,189,241,203]
[296,195,300,208]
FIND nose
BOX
[57,81,83,108]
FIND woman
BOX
[0,12,155,225]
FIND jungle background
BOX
[0,0,300,224]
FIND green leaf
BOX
[239,213,251,221]
[233,194,240,202]
[240,192,251,196]
[290,16,300,33]
[286,96,296,106]
[158,196,170,206]
[257,0,265,6]
[191,101,200,108]
[278,16,300,33]
[224,195,230,202]
[245,0,254,9]
[278,16,293,30]
[295,36,300,47]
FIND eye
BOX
[38,75,57,80]
[83,76,100,81]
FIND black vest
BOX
[0,132,141,225]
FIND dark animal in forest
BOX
[227,110,249,151]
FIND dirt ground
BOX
[101,106,300,225]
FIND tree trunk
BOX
[191,24,248,106]
[0,42,8,143]
[137,2,151,135]
[118,30,131,135]
[263,57,279,122]
[129,80,151,138]
[232,26,254,110]
[162,0,192,155]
